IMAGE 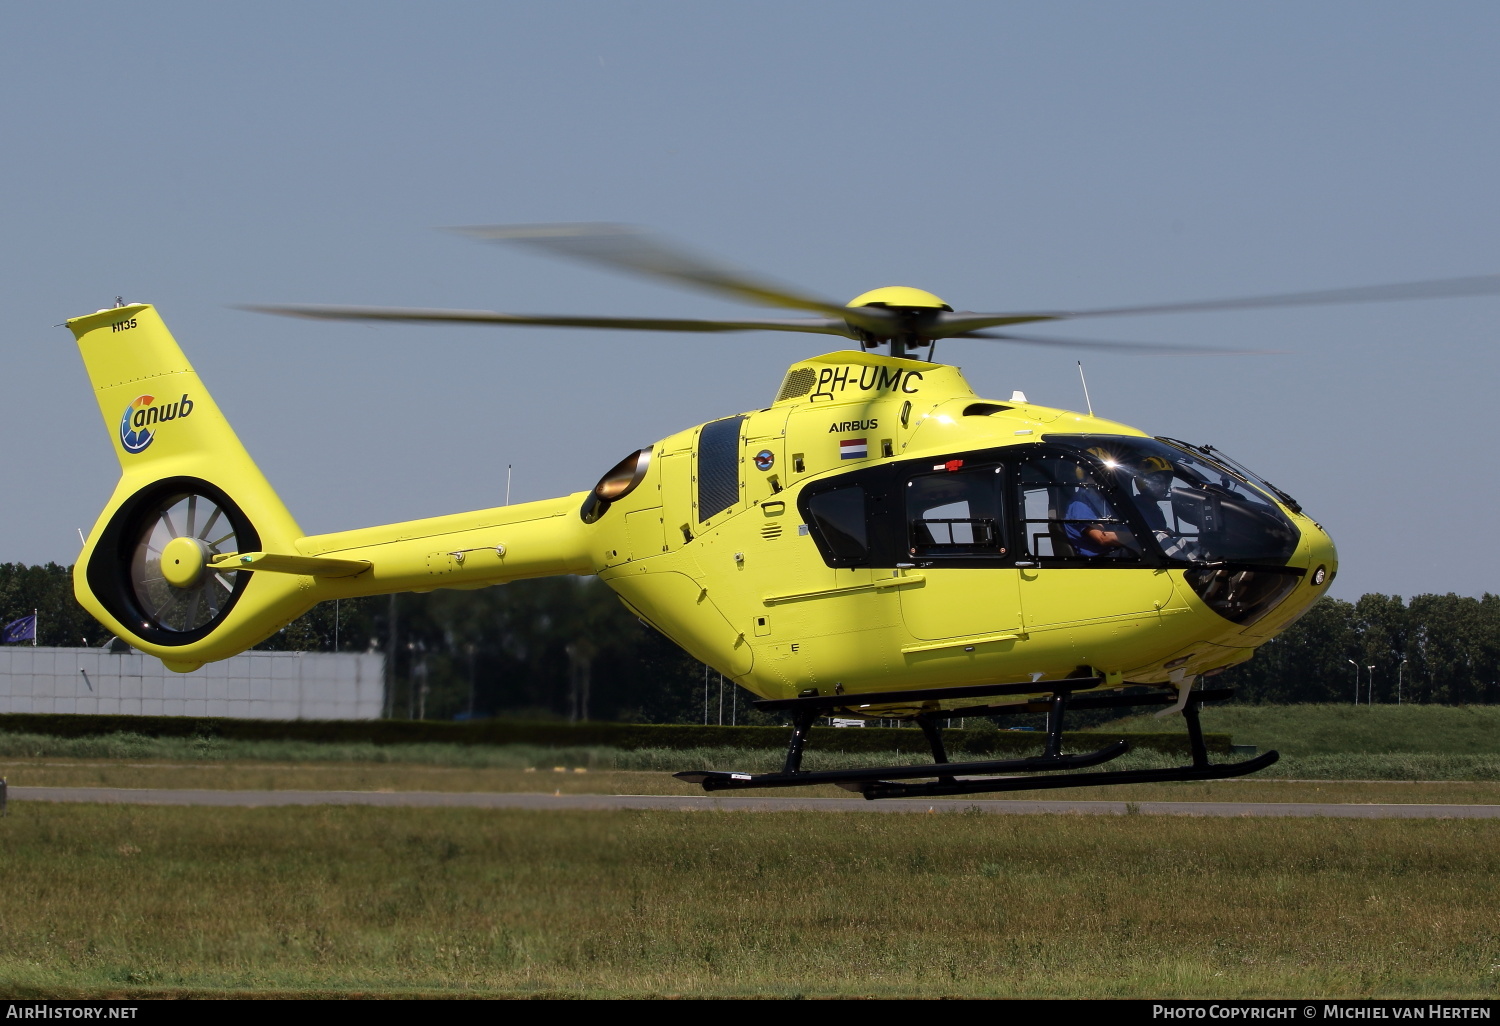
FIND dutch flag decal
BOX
[840,438,868,460]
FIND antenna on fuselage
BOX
[1077,361,1094,417]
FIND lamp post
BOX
[1347,658,1359,705]
[1367,665,1376,705]
[465,642,476,721]
[1398,658,1408,705]
[406,640,415,719]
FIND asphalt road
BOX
[7,786,1500,818]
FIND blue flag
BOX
[2,614,36,644]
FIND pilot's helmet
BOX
[1133,455,1174,501]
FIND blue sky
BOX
[3,1,1498,600]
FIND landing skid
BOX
[677,740,1130,792]
[673,678,1278,800]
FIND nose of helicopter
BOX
[1296,517,1338,589]
[1193,513,1337,637]
[1279,513,1339,618]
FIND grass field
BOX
[2,701,1497,786]
[6,759,1500,807]
[2,705,1498,998]
[0,804,1497,999]
[1109,703,1500,757]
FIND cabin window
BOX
[697,416,745,522]
[803,485,870,563]
[906,467,1006,557]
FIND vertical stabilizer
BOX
[69,304,309,670]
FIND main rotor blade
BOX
[935,273,1500,335]
[243,304,858,336]
[960,330,1280,355]
[450,223,895,334]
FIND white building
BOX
[0,646,384,720]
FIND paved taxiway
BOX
[9,786,1500,818]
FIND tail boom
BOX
[287,494,593,599]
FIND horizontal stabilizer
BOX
[210,552,372,578]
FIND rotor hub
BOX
[161,535,211,589]
[845,286,952,311]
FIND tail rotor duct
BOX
[130,491,242,632]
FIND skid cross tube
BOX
[1042,690,1068,759]
[782,709,816,775]
[915,715,956,784]
[1183,700,1211,768]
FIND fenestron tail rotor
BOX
[245,223,1500,358]
[129,491,243,633]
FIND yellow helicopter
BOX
[65,226,1500,799]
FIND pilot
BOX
[1131,455,1174,532]
[1129,454,1201,559]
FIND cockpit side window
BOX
[1017,454,1142,561]
[906,467,1006,557]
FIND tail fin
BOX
[70,304,313,670]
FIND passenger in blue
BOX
[1064,485,1131,557]
[1064,448,1140,557]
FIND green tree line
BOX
[4,562,1497,716]
[1220,592,1500,705]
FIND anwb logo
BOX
[119,393,195,454]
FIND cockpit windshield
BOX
[1156,436,1302,514]
[1043,435,1300,565]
